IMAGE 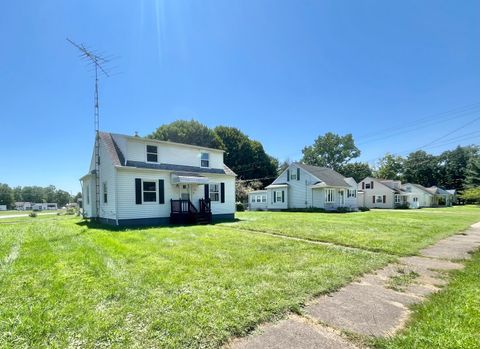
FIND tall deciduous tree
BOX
[402,151,439,187]
[438,146,479,190]
[301,132,360,170]
[339,162,372,182]
[465,157,480,188]
[149,120,225,149]
[0,183,14,208]
[375,154,404,180]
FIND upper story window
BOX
[365,183,371,189]
[290,173,297,180]
[146,145,158,162]
[201,152,210,168]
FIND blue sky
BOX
[1,0,479,194]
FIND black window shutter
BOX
[372,196,375,204]
[204,184,209,200]
[371,181,374,189]
[297,168,300,180]
[159,179,165,204]
[383,195,386,203]
[135,178,142,204]
[220,183,225,203]
[274,191,276,203]
[362,182,365,189]
[287,169,290,181]
[282,190,285,203]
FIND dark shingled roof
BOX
[99,131,236,176]
[99,132,125,166]
[295,163,350,187]
[126,160,227,174]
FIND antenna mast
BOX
[67,38,110,221]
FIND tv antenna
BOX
[67,38,111,220]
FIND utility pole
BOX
[67,38,111,221]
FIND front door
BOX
[339,190,345,205]
[180,185,190,201]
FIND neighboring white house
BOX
[15,202,32,210]
[358,177,455,209]
[358,177,410,209]
[80,132,236,226]
[248,190,268,211]
[32,203,58,211]
[249,163,357,211]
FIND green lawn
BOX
[0,216,391,348]
[228,206,480,255]
[374,250,480,349]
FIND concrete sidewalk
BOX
[227,222,480,349]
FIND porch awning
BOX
[171,172,209,185]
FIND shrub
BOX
[29,212,37,218]
[358,207,370,212]
[395,203,410,209]
[65,208,75,215]
[236,202,245,212]
[335,207,350,213]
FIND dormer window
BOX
[146,145,158,162]
[201,152,209,168]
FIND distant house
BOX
[15,202,32,211]
[358,177,455,209]
[80,132,236,226]
[358,178,409,209]
[0,205,6,211]
[32,203,58,211]
[248,163,358,211]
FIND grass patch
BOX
[0,217,392,348]
[228,206,480,255]
[374,250,480,349]
[387,268,420,292]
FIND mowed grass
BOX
[0,217,391,348]
[229,206,480,255]
[374,250,480,349]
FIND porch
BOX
[170,198,212,225]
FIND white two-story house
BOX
[80,132,236,226]
[249,163,358,211]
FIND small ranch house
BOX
[80,132,236,226]
[249,163,358,211]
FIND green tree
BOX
[301,132,360,170]
[375,154,404,180]
[0,183,14,208]
[55,190,72,207]
[460,187,480,204]
[437,146,479,190]
[149,120,225,149]
[214,126,278,183]
[44,185,57,203]
[12,186,22,202]
[402,151,439,187]
[465,157,480,188]
[339,162,372,182]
